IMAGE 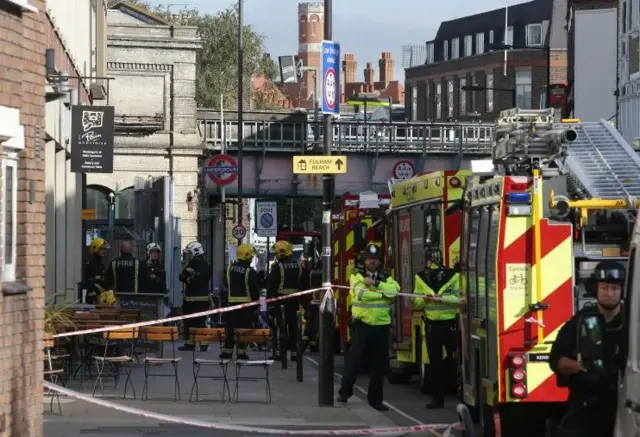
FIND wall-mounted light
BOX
[186,191,194,211]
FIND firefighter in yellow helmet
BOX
[219,244,261,359]
[267,240,308,361]
[84,238,111,304]
[411,249,460,409]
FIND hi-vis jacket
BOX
[267,258,309,296]
[224,259,260,303]
[411,270,460,321]
[349,271,400,326]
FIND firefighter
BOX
[267,240,305,361]
[146,242,167,295]
[84,238,111,304]
[550,260,625,437]
[219,244,261,359]
[104,241,150,295]
[178,241,212,352]
[411,251,461,409]
[303,259,323,352]
[337,243,399,411]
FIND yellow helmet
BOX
[97,290,116,306]
[274,240,293,259]
[236,244,255,261]
[89,238,110,255]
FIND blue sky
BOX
[147,0,529,81]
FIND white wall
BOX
[47,0,95,78]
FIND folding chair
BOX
[140,326,181,401]
[233,329,274,403]
[44,333,66,414]
[188,327,231,402]
[92,328,138,399]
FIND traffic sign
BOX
[203,154,239,185]
[321,40,341,115]
[232,225,246,240]
[255,200,277,237]
[293,156,347,174]
[393,160,415,180]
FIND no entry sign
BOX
[203,154,239,186]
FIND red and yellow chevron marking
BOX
[497,177,573,403]
[442,170,469,267]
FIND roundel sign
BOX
[232,225,246,240]
[324,68,337,110]
[206,154,239,186]
[393,160,415,180]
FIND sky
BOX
[147,0,530,82]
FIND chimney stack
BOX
[379,52,394,84]
[342,53,357,84]
[364,62,375,84]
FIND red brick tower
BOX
[297,2,324,107]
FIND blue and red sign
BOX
[203,154,239,186]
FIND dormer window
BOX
[526,23,543,46]
[452,37,459,59]
[464,35,472,56]
[444,40,449,61]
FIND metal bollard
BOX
[279,304,287,369]
[296,310,304,382]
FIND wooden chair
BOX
[233,329,274,403]
[140,326,181,401]
[92,328,138,399]
[187,327,231,402]
[44,333,66,414]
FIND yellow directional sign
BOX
[292,156,347,174]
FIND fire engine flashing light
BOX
[507,205,532,216]
[510,353,526,367]
[511,383,527,398]
[511,368,526,382]
[449,176,461,188]
[506,192,532,204]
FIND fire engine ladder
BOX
[559,120,640,202]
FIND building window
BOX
[489,30,494,44]
[436,83,442,118]
[411,85,418,120]
[464,35,472,56]
[427,42,434,64]
[486,72,494,112]
[447,79,454,118]
[516,69,533,109]
[476,33,484,54]
[506,26,514,46]
[425,82,430,119]
[526,24,543,46]
[452,38,459,59]
[443,40,449,61]
[311,20,316,36]
[470,73,477,113]
[300,17,306,36]
[459,77,467,115]
[3,158,17,282]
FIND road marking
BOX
[304,356,444,437]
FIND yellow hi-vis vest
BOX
[411,273,460,321]
[349,272,400,326]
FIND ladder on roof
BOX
[560,120,640,202]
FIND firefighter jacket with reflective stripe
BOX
[104,255,147,295]
[84,257,107,297]
[267,258,302,297]
[179,255,212,302]
[224,260,260,303]
[349,271,399,326]
[412,270,460,321]
[147,261,167,295]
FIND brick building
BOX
[0,0,46,435]
[404,0,568,121]
[342,52,405,104]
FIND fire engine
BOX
[460,108,638,436]
[386,170,470,389]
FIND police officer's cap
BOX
[364,243,381,260]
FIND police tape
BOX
[331,285,456,303]
[54,286,332,339]
[43,381,461,436]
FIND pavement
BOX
[43,343,462,437]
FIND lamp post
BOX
[462,85,517,109]
[487,42,550,109]
[236,0,245,244]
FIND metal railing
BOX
[198,119,496,154]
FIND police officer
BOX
[550,261,625,437]
[220,244,261,359]
[178,241,212,352]
[337,243,399,411]
[411,251,461,409]
[84,238,111,304]
[146,243,167,295]
[267,240,305,361]
[104,241,150,295]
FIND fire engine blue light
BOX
[507,192,532,203]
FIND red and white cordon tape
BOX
[43,382,461,436]
[331,285,456,303]
[54,287,331,339]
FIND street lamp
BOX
[487,42,550,109]
[462,85,516,109]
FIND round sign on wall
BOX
[206,154,239,186]
[393,160,415,180]
[232,225,246,240]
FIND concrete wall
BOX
[0,0,47,435]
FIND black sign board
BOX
[118,293,164,352]
[70,105,115,173]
